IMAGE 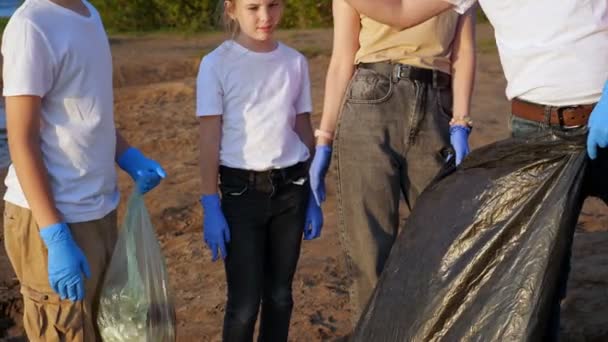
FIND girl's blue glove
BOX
[309,145,332,206]
[587,81,608,160]
[39,222,91,302]
[200,194,231,262]
[303,194,323,240]
[450,125,471,166]
[117,147,167,194]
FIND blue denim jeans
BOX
[510,115,608,341]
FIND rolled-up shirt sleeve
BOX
[443,0,477,14]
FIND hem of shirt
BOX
[513,94,601,107]
[3,88,46,97]
[443,0,477,14]
[296,109,313,115]
[4,192,120,224]
[196,111,223,117]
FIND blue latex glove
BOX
[200,194,231,262]
[309,145,332,206]
[450,125,471,166]
[587,81,608,160]
[117,147,167,194]
[303,193,323,240]
[39,223,91,302]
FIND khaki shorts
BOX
[3,202,117,342]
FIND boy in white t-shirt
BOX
[197,0,323,340]
[1,0,166,340]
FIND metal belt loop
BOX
[391,64,401,83]
[248,172,255,187]
[266,172,276,198]
[543,106,552,128]
[556,107,566,129]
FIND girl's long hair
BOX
[218,0,240,39]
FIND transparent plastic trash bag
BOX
[98,191,175,342]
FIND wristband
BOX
[449,116,473,128]
[314,129,334,140]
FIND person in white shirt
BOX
[196,0,323,340]
[342,0,608,340]
[1,0,166,340]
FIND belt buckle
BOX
[555,105,582,128]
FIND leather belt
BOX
[219,162,307,185]
[358,62,451,89]
[511,98,595,127]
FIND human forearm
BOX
[198,116,222,195]
[318,62,356,146]
[318,1,360,146]
[345,0,453,29]
[6,96,61,227]
[451,9,476,123]
[115,130,131,161]
[295,113,315,155]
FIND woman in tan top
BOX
[308,0,476,324]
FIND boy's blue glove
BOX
[39,223,91,302]
[587,81,608,160]
[309,145,332,206]
[450,125,471,166]
[303,194,323,240]
[117,147,167,194]
[200,194,231,262]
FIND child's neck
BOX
[49,0,90,17]
[234,34,278,53]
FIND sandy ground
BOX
[1,25,607,341]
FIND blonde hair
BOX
[220,0,240,38]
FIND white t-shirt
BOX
[196,41,312,171]
[2,0,119,223]
[446,0,608,106]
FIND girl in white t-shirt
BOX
[196,0,323,340]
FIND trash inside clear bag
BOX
[98,191,175,342]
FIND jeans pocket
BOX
[220,183,248,197]
[290,177,308,186]
[3,204,19,228]
[346,68,394,104]
[436,87,453,121]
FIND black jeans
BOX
[510,115,608,341]
[219,162,309,342]
[334,62,453,323]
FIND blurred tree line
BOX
[3,1,487,33]
[89,0,332,32]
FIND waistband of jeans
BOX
[219,162,307,184]
[357,62,451,88]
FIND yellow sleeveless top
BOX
[355,11,460,75]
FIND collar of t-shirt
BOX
[36,0,97,21]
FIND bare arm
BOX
[345,0,453,29]
[450,7,476,123]
[115,131,131,160]
[5,96,61,227]
[317,0,361,146]
[295,113,315,155]
[199,116,222,195]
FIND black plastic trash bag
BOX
[98,191,176,342]
[352,131,588,342]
